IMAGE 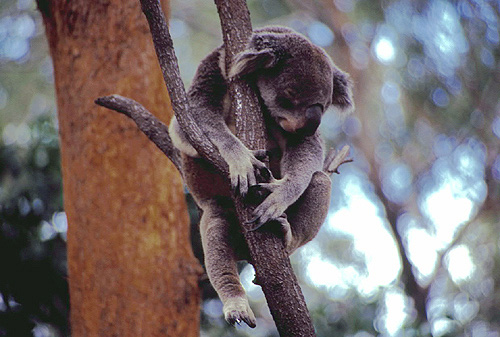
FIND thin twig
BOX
[324,145,353,175]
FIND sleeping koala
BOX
[169,26,353,328]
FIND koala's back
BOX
[187,47,227,109]
[180,48,233,204]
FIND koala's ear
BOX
[229,49,276,78]
[332,68,354,113]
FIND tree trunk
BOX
[37,1,201,336]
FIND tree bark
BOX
[37,1,201,336]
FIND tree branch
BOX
[95,94,182,173]
[371,174,429,323]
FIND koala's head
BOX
[229,26,353,137]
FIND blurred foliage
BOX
[0,0,67,336]
[2,0,500,336]
[0,115,67,337]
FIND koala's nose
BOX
[298,104,322,136]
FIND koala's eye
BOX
[311,103,324,113]
[276,97,294,110]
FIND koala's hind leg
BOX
[199,198,256,328]
[285,171,332,254]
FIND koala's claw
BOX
[249,177,298,226]
[244,216,264,231]
[256,166,272,183]
[226,310,256,328]
[223,297,256,328]
[251,149,270,162]
[245,215,292,249]
[275,215,293,249]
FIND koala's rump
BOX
[181,154,251,260]
[181,154,231,202]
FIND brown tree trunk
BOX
[37,1,201,336]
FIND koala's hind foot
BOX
[223,296,256,328]
[200,198,256,328]
[245,214,292,251]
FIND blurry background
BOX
[1,0,499,336]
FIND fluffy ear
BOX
[229,49,276,78]
[332,68,354,113]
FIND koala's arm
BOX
[251,133,324,225]
[170,48,266,195]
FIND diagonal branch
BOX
[139,0,229,176]
[95,94,182,173]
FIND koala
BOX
[169,26,353,328]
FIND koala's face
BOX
[229,26,353,138]
[256,57,334,137]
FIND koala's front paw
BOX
[247,179,290,226]
[223,297,256,328]
[228,150,268,196]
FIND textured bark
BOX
[37,1,201,336]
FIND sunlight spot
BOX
[39,221,57,241]
[493,156,500,181]
[374,38,395,63]
[306,256,343,287]
[381,81,400,104]
[422,182,473,249]
[327,171,400,296]
[240,264,264,300]
[53,212,68,233]
[203,299,223,318]
[432,88,449,107]
[435,32,454,54]
[432,318,455,337]
[492,116,500,139]
[307,21,334,47]
[407,228,438,279]
[383,290,408,335]
[169,18,188,39]
[445,245,475,284]
[2,123,31,146]
[453,293,479,324]
[334,0,357,13]
[33,324,58,337]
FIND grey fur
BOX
[169,26,353,327]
